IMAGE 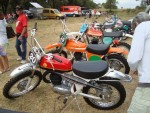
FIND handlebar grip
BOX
[53,56,62,63]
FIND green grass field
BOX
[0,15,138,113]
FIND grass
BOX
[0,15,138,113]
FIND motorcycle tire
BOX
[3,70,42,99]
[105,54,130,74]
[113,41,130,51]
[83,77,126,110]
[48,49,67,58]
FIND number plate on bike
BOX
[28,51,37,65]
[60,32,67,46]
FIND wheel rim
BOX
[9,76,40,97]
[109,58,126,73]
[87,84,120,108]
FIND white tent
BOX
[29,2,44,18]
[30,2,43,8]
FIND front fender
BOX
[45,43,62,50]
[10,63,33,78]
[108,47,128,55]
[103,69,132,82]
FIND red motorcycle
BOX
[3,23,132,110]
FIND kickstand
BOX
[60,96,82,113]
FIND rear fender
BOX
[103,69,132,82]
[45,43,62,50]
[108,47,128,55]
[10,63,33,78]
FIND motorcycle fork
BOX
[25,66,36,89]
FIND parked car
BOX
[23,10,34,19]
[42,8,64,19]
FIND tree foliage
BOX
[0,0,98,14]
[0,0,10,15]
[103,0,118,11]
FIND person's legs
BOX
[2,55,9,71]
[21,37,27,61]
[0,45,7,73]
[15,37,22,58]
[0,57,4,73]
[127,87,150,113]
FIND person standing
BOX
[0,12,9,74]
[127,12,150,113]
[15,5,28,64]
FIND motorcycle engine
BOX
[74,52,83,61]
[91,38,99,44]
[50,73,72,95]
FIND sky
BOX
[93,0,142,9]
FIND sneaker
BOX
[21,60,26,64]
[17,57,22,61]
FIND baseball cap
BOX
[15,5,23,11]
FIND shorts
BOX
[0,43,8,56]
[127,87,150,113]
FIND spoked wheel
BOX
[3,70,42,99]
[106,54,130,74]
[83,78,126,110]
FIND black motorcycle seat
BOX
[73,61,109,79]
[122,21,131,28]
[86,44,110,55]
[103,24,114,29]
[103,31,123,37]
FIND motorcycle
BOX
[3,23,132,110]
[77,18,131,56]
[45,32,130,75]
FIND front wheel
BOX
[105,54,130,74]
[3,70,42,99]
[83,78,126,110]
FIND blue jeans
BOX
[15,36,27,60]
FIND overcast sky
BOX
[93,0,142,9]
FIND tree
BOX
[104,0,118,12]
[0,0,10,15]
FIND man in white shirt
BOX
[127,12,150,113]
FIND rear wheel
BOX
[3,70,42,99]
[83,78,126,110]
[105,54,130,74]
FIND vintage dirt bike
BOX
[45,32,130,75]
[3,23,132,111]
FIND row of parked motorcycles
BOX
[3,16,133,111]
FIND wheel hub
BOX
[97,85,112,101]
[110,60,122,70]
[17,79,28,91]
